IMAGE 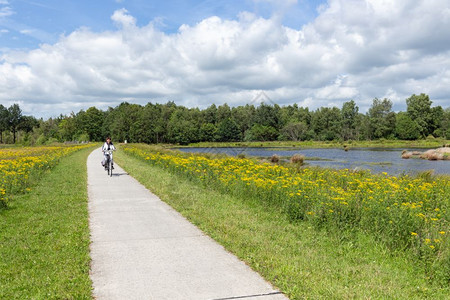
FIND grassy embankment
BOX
[180,139,450,149]
[115,144,449,299]
[0,145,96,299]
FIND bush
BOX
[290,154,305,164]
[35,134,47,145]
[270,154,280,163]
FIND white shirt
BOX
[102,142,116,152]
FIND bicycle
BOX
[104,150,115,177]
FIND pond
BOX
[176,147,450,175]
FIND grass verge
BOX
[0,146,95,299]
[115,149,449,299]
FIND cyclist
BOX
[101,137,116,169]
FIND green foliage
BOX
[341,100,359,140]
[80,106,105,141]
[406,93,433,138]
[311,107,342,141]
[1,94,448,145]
[199,123,217,141]
[7,104,22,143]
[281,121,309,141]
[367,98,396,139]
[244,124,278,141]
[35,133,48,145]
[168,108,200,145]
[76,133,90,142]
[395,112,420,140]
[439,108,450,139]
[216,117,241,142]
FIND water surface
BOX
[176,147,450,175]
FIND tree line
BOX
[1,93,449,145]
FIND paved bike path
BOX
[87,148,288,300]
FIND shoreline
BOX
[173,139,450,149]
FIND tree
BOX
[101,102,140,142]
[406,93,432,138]
[199,123,217,141]
[8,104,22,143]
[281,122,308,141]
[254,103,280,129]
[231,104,256,139]
[429,106,444,137]
[311,107,342,141]
[58,114,77,141]
[167,108,199,145]
[84,107,104,141]
[440,108,450,139]
[216,103,231,123]
[135,103,161,144]
[341,100,359,140]
[395,112,420,140]
[202,104,217,124]
[18,115,38,132]
[279,104,311,128]
[367,98,396,139]
[216,118,241,142]
[35,117,60,143]
[244,124,278,141]
[0,104,8,143]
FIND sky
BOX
[0,0,449,118]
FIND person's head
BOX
[106,137,111,143]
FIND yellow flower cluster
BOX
[123,144,449,268]
[0,144,92,207]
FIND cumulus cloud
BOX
[111,8,136,28]
[1,0,450,118]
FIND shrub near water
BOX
[122,144,449,285]
[0,144,93,208]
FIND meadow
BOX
[0,144,93,208]
[0,144,96,299]
[121,143,449,287]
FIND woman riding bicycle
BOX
[101,137,116,169]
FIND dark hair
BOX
[106,137,111,141]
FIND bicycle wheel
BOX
[106,157,110,175]
[109,159,113,177]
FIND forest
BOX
[1,93,449,145]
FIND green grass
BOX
[179,139,449,149]
[115,149,449,299]
[0,146,95,299]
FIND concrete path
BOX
[87,148,288,300]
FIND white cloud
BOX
[19,29,33,34]
[111,8,136,28]
[1,0,450,118]
[0,4,13,18]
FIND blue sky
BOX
[1,0,449,118]
[1,0,324,50]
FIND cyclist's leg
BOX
[111,153,114,169]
